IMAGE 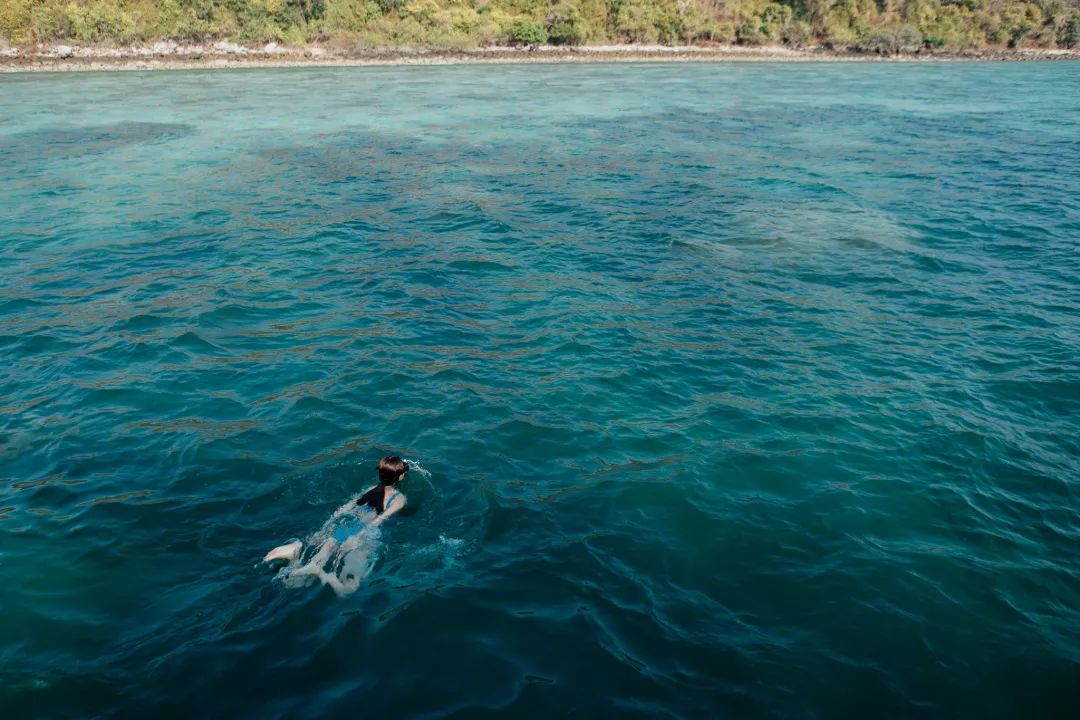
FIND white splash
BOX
[405,457,437,491]
[267,497,381,597]
[438,535,464,549]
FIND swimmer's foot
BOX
[264,540,302,564]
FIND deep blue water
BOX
[1,62,1079,719]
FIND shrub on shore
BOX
[1,0,1079,50]
[855,25,925,54]
[1057,9,1080,45]
[507,18,547,46]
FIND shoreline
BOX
[2,44,1079,72]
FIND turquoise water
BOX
[2,62,1079,718]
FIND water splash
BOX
[270,497,382,597]
[405,458,436,491]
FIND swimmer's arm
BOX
[371,493,405,527]
[330,498,358,519]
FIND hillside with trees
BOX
[1,0,1079,52]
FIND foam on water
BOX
[271,497,383,596]
[404,458,436,490]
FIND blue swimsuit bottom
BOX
[332,516,365,543]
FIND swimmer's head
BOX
[377,456,408,485]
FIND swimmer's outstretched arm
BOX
[370,492,406,528]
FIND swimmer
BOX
[264,456,409,594]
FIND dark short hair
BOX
[377,456,408,485]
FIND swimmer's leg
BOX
[287,536,339,578]
[319,570,355,597]
[288,539,358,595]
[265,540,303,565]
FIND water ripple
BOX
[1,63,1079,719]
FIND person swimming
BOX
[264,455,409,595]
[355,456,408,516]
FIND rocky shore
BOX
[1,42,1078,72]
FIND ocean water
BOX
[1,62,1078,718]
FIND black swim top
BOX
[356,485,393,514]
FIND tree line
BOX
[1,0,1078,51]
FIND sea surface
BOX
[1,62,1078,719]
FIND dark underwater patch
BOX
[0,122,194,165]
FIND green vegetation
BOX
[507,17,547,45]
[1,0,1079,50]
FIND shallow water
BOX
[1,62,1079,718]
